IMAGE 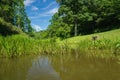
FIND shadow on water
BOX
[0,54,120,80]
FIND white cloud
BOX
[47,8,58,14]
[32,24,42,32]
[32,6,39,11]
[24,0,35,6]
[43,0,47,2]
[29,7,58,19]
[42,2,56,10]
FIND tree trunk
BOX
[74,22,77,36]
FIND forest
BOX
[0,0,34,36]
[41,0,120,39]
[0,0,120,38]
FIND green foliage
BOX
[47,13,72,39]
[0,18,23,36]
[0,35,40,57]
[0,29,120,58]
[29,30,49,39]
[47,0,120,38]
[0,35,64,57]
[0,0,34,35]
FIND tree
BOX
[0,0,33,33]
[48,0,120,38]
[47,12,71,39]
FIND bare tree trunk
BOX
[74,22,77,36]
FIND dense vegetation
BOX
[0,0,120,58]
[0,0,34,36]
[40,0,120,39]
[0,29,120,58]
[0,18,23,35]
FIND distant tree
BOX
[47,0,120,38]
[47,13,71,38]
[0,0,34,34]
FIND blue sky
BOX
[24,0,59,31]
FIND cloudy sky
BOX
[24,0,59,31]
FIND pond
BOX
[0,54,120,80]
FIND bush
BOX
[0,18,23,36]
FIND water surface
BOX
[0,54,120,80]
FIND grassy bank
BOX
[0,29,120,58]
[0,34,61,57]
[60,29,120,58]
[0,35,37,57]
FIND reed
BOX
[0,35,65,57]
[0,29,120,58]
[0,35,39,57]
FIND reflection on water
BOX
[0,54,120,80]
[26,56,61,80]
[0,56,34,80]
[50,55,120,80]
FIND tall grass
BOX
[0,29,120,58]
[0,35,38,57]
[0,35,64,57]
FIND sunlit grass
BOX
[60,29,120,58]
[0,35,62,57]
[0,29,120,58]
[0,35,38,57]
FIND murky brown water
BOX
[0,54,120,80]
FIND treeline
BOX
[0,0,33,35]
[42,0,120,39]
